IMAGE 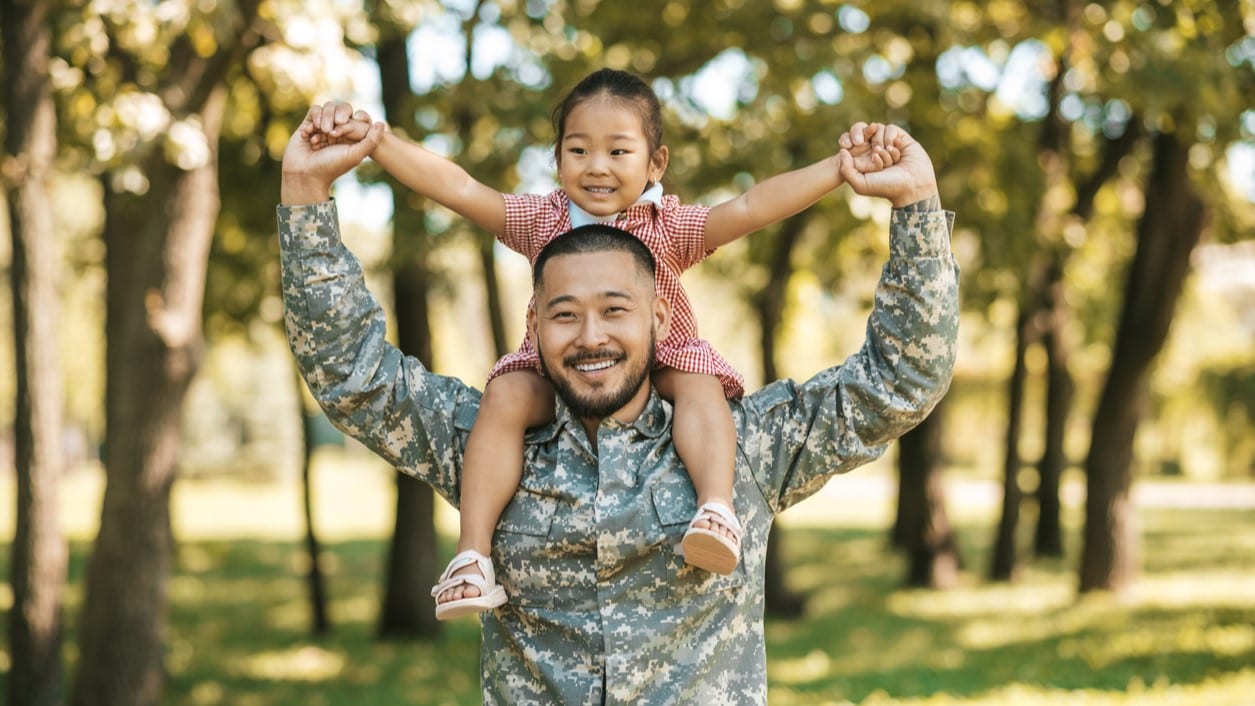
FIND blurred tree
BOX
[1059,0,1250,593]
[914,0,1253,591]
[296,374,331,636]
[896,400,960,588]
[374,23,442,639]
[66,0,265,700]
[1081,129,1206,592]
[207,0,375,641]
[2,0,68,703]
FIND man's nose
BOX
[576,316,609,347]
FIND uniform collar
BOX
[527,386,672,449]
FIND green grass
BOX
[2,475,1253,705]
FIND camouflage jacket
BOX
[278,200,959,705]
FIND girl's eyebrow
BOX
[563,132,638,142]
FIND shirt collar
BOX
[567,183,665,228]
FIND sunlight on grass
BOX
[767,669,1255,705]
[237,646,346,682]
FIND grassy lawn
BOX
[2,463,1253,705]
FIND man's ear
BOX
[526,306,538,348]
[653,292,671,342]
[649,145,669,184]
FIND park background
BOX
[2,0,1253,704]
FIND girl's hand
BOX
[841,122,902,174]
[301,101,380,151]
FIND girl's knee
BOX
[482,371,554,426]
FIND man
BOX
[279,107,958,705]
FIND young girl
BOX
[309,69,898,620]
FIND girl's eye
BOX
[610,149,627,156]
[568,147,586,155]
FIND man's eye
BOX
[553,311,576,320]
[606,306,626,315]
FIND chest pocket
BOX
[494,488,561,607]
[650,479,747,595]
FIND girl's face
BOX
[557,97,668,218]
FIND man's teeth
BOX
[575,360,616,372]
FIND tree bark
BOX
[897,400,960,589]
[1079,131,1205,593]
[751,213,807,617]
[376,36,442,639]
[3,0,68,703]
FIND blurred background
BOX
[1,0,1252,704]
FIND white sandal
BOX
[431,549,508,621]
[681,502,743,575]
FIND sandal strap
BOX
[689,502,743,543]
[436,549,496,585]
[430,571,493,598]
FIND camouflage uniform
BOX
[279,201,958,705]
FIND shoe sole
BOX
[682,530,738,575]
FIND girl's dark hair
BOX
[551,69,664,162]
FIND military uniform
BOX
[279,200,958,705]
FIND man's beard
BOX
[538,329,656,421]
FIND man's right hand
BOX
[281,102,386,205]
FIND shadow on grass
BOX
[1,510,1251,705]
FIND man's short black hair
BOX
[532,224,656,290]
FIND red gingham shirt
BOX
[491,189,744,399]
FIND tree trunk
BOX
[3,0,68,703]
[1035,256,1070,557]
[477,232,510,357]
[71,85,228,706]
[376,36,442,639]
[752,214,807,617]
[989,300,1036,581]
[897,400,960,589]
[297,372,331,636]
[1079,131,1204,593]
[378,262,442,638]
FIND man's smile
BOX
[566,350,626,377]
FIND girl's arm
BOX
[703,155,844,250]
[702,124,897,251]
[314,104,507,234]
[370,131,507,235]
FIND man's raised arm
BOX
[278,105,472,505]
[742,123,960,512]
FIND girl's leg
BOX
[436,370,554,606]
[654,369,740,572]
